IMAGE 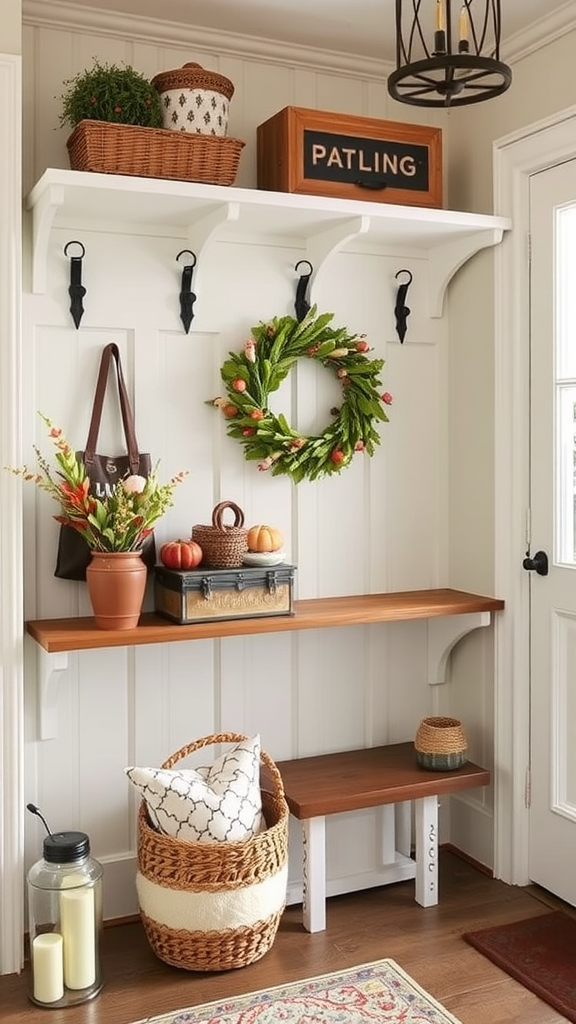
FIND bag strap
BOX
[84,343,140,472]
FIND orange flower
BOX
[6,413,188,553]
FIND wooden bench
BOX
[275,742,490,932]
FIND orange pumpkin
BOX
[160,539,203,570]
[246,524,284,553]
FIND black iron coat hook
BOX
[394,269,413,343]
[294,260,313,322]
[176,250,197,334]
[64,240,86,329]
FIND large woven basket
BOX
[192,500,248,567]
[414,716,468,771]
[66,120,244,184]
[136,732,289,972]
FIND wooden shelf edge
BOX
[26,588,504,653]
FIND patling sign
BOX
[303,130,430,193]
[257,106,442,209]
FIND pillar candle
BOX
[32,933,64,1004]
[60,887,96,990]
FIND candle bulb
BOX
[458,4,470,51]
[459,5,468,41]
[433,0,446,54]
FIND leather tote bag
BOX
[55,342,156,581]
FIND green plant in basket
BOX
[59,58,163,129]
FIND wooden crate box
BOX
[257,106,442,209]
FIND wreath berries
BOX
[211,306,392,484]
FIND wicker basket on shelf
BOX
[414,716,468,771]
[192,500,248,567]
[136,733,289,971]
[66,120,244,184]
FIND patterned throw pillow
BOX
[125,734,267,842]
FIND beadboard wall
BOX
[19,2,494,935]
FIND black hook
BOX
[176,250,197,334]
[394,269,413,344]
[64,240,86,329]
[294,260,313,322]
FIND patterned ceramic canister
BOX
[151,62,235,136]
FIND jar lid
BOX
[151,63,235,100]
[43,830,90,863]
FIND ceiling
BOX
[71,0,575,62]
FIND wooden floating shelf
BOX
[26,588,504,654]
[27,588,504,740]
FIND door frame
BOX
[493,104,576,886]
[0,52,24,975]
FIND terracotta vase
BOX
[86,551,147,630]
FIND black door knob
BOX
[522,550,549,576]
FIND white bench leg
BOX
[301,815,326,933]
[414,794,439,907]
[395,800,412,858]
[380,804,396,864]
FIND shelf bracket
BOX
[306,215,371,296]
[428,228,505,318]
[37,648,69,741]
[184,201,240,304]
[186,201,240,257]
[427,611,491,684]
[30,183,66,294]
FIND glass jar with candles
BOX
[27,805,103,1007]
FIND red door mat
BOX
[463,911,576,1023]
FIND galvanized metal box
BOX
[257,106,443,208]
[154,564,297,625]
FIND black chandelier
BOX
[387,0,512,108]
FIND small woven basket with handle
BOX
[192,500,248,567]
[136,732,289,971]
[414,716,468,771]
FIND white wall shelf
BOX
[25,169,511,314]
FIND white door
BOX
[528,159,576,905]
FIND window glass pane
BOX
[555,204,576,565]
[557,385,576,564]
[557,205,576,380]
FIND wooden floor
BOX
[1,850,573,1024]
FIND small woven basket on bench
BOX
[192,500,248,567]
[136,732,289,971]
[66,120,244,184]
[414,716,468,771]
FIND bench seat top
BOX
[274,741,490,819]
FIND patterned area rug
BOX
[138,959,462,1024]
[464,911,576,1023]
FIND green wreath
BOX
[211,306,393,483]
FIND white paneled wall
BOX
[16,2,495,946]
[22,214,449,920]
